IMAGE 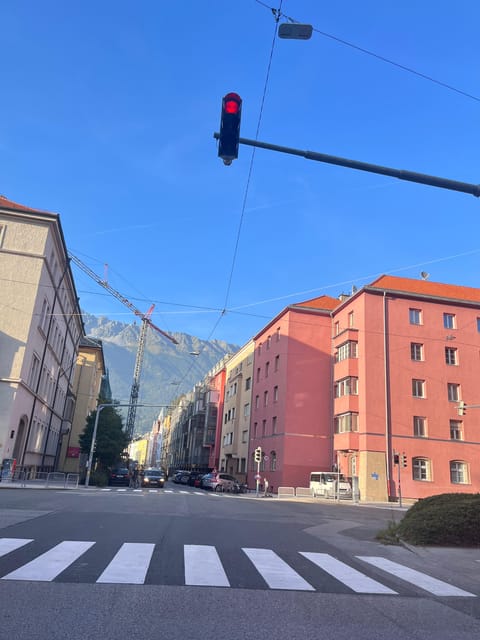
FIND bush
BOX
[395,493,480,546]
[89,470,109,487]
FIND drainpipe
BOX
[383,292,392,498]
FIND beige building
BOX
[57,337,107,473]
[0,195,83,472]
[219,340,254,483]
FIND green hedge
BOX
[396,493,480,546]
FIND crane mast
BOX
[68,253,178,439]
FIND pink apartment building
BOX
[248,296,338,492]
[248,275,480,502]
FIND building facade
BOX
[57,337,107,474]
[332,275,480,501]
[0,196,84,473]
[248,296,338,492]
[218,340,254,484]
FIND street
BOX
[0,483,479,640]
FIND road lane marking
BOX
[96,543,155,584]
[2,541,95,581]
[357,556,476,597]
[300,552,397,594]
[0,538,33,557]
[184,545,230,587]
[243,548,314,591]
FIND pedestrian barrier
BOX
[277,486,295,499]
[295,487,313,498]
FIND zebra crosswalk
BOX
[0,537,476,596]
[98,488,207,494]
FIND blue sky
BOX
[2,0,479,347]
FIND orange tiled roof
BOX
[294,295,339,310]
[369,275,480,303]
[0,194,54,215]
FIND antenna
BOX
[420,271,430,280]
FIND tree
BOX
[79,403,129,470]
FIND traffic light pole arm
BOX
[213,133,480,198]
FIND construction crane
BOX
[68,252,178,439]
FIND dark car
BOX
[141,469,166,488]
[173,470,190,484]
[187,471,205,487]
[108,468,130,486]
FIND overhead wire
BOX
[254,0,480,103]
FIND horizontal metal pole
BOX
[214,132,480,198]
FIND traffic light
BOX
[254,446,262,463]
[393,453,399,465]
[401,454,408,468]
[218,92,242,165]
[458,401,467,416]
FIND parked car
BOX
[201,472,239,492]
[187,471,205,487]
[173,470,190,484]
[141,468,165,488]
[108,468,130,486]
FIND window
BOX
[272,416,277,434]
[28,354,40,389]
[413,458,431,481]
[334,321,340,336]
[450,461,468,484]
[245,377,251,391]
[270,451,277,472]
[256,367,261,382]
[443,313,456,329]
[244,403,250,417]
[267,336,271,350]
[276,328,280,342]
[0,223,5,247]
[335,341,358,362]
[413,416,427,437]
[450,420,463,440]
[265,362,269,377]
[263,390,268,407]
[334,412,358,433]
[253,422,258,438]
[274,355,280,371]
[412,379,425,398]
[262,419,266,436]
[223,432,233,446]
[255,395,259,409]
[239,458,246,473]
[445,347,457,365]
[242,430,248,443]
[334,377,358,397]
[348,311,354,328]
[273,385,279,402]
[447,383,460,402]
[410,343,423,361]
[409,308,422,325]
[257,343,262,355]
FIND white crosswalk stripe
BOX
[97,543,155,584]
[184,545,230,587]
[2,540,95,581]
[243,548,314,591]
[357,556,476,597]
[0,537,476,595]
[301,552,397,594]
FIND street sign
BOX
[254,474,261,480]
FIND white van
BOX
[310,471,352,499]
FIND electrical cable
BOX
[254,0,480,103]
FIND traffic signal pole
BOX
[213,132,480,198]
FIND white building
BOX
[0,195,84,472]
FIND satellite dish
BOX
[420,272,430,280]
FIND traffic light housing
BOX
[401,454,408,468]
[254,446,262,463]
[218,92,242,165]
[393,453,399,465]
[458,401,467,416]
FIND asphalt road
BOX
[0,483,479,640]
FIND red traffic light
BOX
[223,92,241,114]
